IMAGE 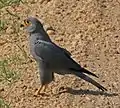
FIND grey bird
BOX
[21,17,107,95]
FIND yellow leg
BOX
[34,85,44,96]
[43,84,48,92]
[40,0,50,4]
[34,84,48,96]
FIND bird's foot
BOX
[34,89,41,97]
[34,85,49,97]
[34,89,49,97]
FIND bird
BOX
[21,17,107,96]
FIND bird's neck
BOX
[30,31,51,42]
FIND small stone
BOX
[0,88,4,92]
[55,37,63,41]
[6,26,14,34]
[85,96,91,101]
[47,30,55,35]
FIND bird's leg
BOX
[40,0,51,4]
[34,85,44,96]
[42,84,48,92]
[34,84,48,96]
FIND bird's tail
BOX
[70,67,98,78]
[73,71,107,91]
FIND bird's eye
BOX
[24,20,31,26]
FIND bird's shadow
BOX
[57,87,118,97]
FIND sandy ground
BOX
[0,0,120,108]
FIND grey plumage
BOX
[23,17,107,93]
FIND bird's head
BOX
[21,17,43,33]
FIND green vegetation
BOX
[0,58,20,84]
[0,0,26,107]
[0,98,10,108]
[0,20,6,31]
[0,0,23,9]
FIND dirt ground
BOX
[0,0,120,108]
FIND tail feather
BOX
[74,72,107,91]
[80,68,99,78]
[70,68,98,78]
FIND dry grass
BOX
[0,98,10,108]
[0,0,25,107]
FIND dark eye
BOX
[26,20,30,24]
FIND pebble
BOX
[47,30,55,35]
[85,96,91,101]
